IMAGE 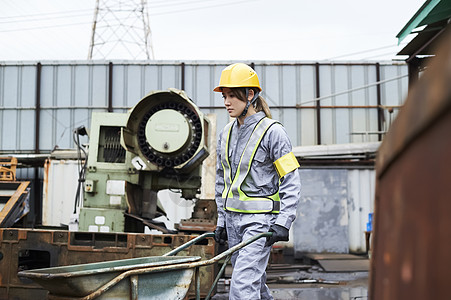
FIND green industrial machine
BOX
[79,88,210,233]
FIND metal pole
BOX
[35,62,41,154]
[181,62,185,91]
[195,267,201,300]
[315,63,322,145]
[34,62,42,226]
[375,63,383,141]
[88,0,100,59]
[205,255,231,300]
[108,62,113,112]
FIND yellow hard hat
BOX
[213,63,262,92]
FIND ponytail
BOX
[254,95,272,119]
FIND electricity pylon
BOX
[88,0,155,60]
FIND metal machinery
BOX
[78,88,211,233]
[0,89,217,299]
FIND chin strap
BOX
[240,88,260,117]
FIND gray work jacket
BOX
[215,111,301,230]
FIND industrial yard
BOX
[1,1,450,299]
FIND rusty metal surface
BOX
[0,157,17,181]
[177,218,217,233]
[371,30,451,299]
[0,181,30,227]
[0,229,216,299]
[177,199,217,233]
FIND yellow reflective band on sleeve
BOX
[274,152,300,178]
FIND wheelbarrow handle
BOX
[163,231,273,257]
[211,232,273,263]
[163,232,215,256]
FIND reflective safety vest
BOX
[221,117,281,213]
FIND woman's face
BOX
[222,88,246,118]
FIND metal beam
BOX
[315,63,322,145]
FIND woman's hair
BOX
[229,87,272,118]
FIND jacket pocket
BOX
[252,150,276,188]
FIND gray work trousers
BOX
[225,212,276,300]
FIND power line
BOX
[0,0,259,25]
[0,9,93,20]
[297,74,409,106]
[0,21,91,33]
[0,0,261,35]
[149,0,261,16]
[363,51,404,60]
[150,0,213,5]
[0,12,91,24]
[327,43,407,60]
[149,0,230,8]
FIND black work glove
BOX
[265,224,289,247]
[214,226,227,245]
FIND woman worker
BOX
[213,63,301,300]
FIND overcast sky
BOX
[0,0,425,62]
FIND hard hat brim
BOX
[213,85,262,92]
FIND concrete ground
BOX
[211,259,369,300]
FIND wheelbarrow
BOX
[18,232,272,300]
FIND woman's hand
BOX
[214,226,228,245]
[265,224,289,247]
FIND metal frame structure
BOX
[88,0,155,60]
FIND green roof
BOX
[397,0,451,44]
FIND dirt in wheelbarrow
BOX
[211,260,369,300]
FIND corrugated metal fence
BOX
[0,60,408,153]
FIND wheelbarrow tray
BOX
[18,255,201,299]
[18,232,272,300]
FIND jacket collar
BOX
[235,111,266,129]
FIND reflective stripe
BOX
[274,152,300,178]
[225,197,280,213]
[220,121,234,199]
[221,117,281,213]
